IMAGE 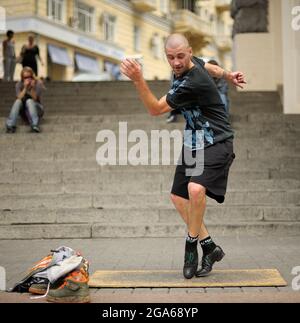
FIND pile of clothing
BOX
[10,246,90,303]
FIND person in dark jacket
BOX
[20,35,44,76]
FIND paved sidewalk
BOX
[0,236,300,303]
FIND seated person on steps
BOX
[5,66,45,133]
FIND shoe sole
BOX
[196,250,225,277]
[46,295,91,303]
[29,287,47,295]
[183,266,198,279]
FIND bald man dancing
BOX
[121,34,246,279]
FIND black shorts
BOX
[171,139,235,204]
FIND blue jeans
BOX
[6,99,44,128]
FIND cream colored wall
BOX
[0,0,35,16]
[234,0,283,91]
[235,33,276,91]
[99,1,171,80]
[282,0,300,114]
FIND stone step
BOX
[0,103,282,116]
[1,115,299,131]
[1,135,299,152]
[0,223,91,239]
[1,116,299,133]
[1,128,299,144]
[0,82,276,95]
[0,173,299,192]
[4,157,298,174]
[0,190,299,210]
[1,205,299,225]
[91,221,300,238]
[0,169,274,186]
[2,144,299,162]
[0,98,280,107]
[2,167,297,184]
[0,221,299,239]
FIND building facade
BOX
[0,0,233,81]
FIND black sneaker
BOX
[166,114,177,123]
[195,246,225,277]
[31,125,40,133]
[6,126,16,133]
[183,240,198,279]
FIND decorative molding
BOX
[104,0,172,32]
[1,15,125,61]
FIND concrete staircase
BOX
[0,81,299,239]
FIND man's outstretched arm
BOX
[204,62,246,89]
[121,58,172,116]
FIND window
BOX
[160,0,169,15]
[151,33,162,59]
[134,25,141,52]
[176,0,196,13]
[74,1,94,33]
[47,0,65,22]
[103,14,116,42]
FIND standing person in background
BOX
[2,30,16,82]
[20,35,44,76]
[208,60,230,115]
[166,73,181,123]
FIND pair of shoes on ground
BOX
[6,126,16,133]
[183,241,225,279]
[29,266,90,303]
[6,125,41,133]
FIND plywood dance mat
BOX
[89,269,287,288]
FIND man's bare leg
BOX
[170,183,225,278]
[170,192,209,239]
[170,184,207,279]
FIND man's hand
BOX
[225,71,246,89]
[120,58,171,116]
[120,58,143,83]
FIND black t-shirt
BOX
[166,56,234,150]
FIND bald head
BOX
[164,34,193,77]
[165,33,190,50]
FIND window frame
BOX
[47,0,66,24]
[74,1,95,34]
[103,13,117,43]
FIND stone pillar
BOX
[282,0,300,114]
[231,0,269,37]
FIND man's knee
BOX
[188,182,206,201]
[170,193,179,204]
